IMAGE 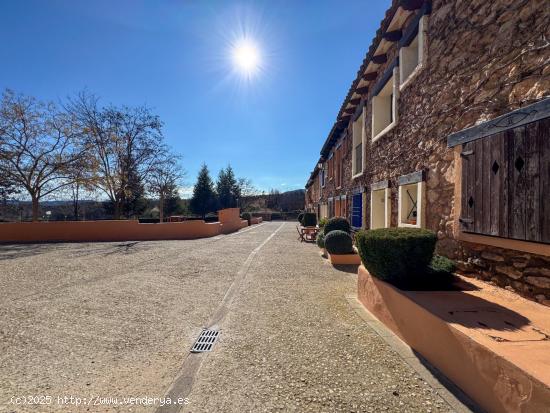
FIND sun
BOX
[231,39,261,76]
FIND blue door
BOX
[351,193,362,228]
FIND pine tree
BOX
[190,164,217,219]
[216,165,239,209]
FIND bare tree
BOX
[0,90,88,221]
[236,177,258,209]
[68,92,163,219]
[146,151,185,223]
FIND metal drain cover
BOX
[191,329,220,353]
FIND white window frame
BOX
[372,67,399,142]
[320,164,326,188]
[351,106,365,179]
[370,188,391,229]
[399,16,427,91]
[398,181,425,228]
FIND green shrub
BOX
[271,212,282,220]
[324,217,351,235]
[355,228,437,286]
[298,212,304,224]
[302,212,317,227]
[318,217,328,228]
[325,230,354,255]
[241,212,251,225]
[430,255,456,273]
[316,232,325,249]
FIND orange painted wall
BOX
[357,265,550,413]
[0,208,247,243]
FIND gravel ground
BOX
[185,222,453,413]
[1,222,454,412]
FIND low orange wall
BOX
[250,217,262,224]
[0,208,247,243]
[357,265,550,413]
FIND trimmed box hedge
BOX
[325,230,354,255]
[355,228,437,287]
[323,217,351,235]
[302,212,317,227]
[316,232,325,249]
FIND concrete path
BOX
[0,222,466,412]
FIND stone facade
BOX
[305,0,550,304]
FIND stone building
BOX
[304,0,550,304]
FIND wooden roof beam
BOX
[350,97,361,105]
[362,72,378,81]
[400,0,424,11]
[344,107,355,114]
[383,30,403,42]
[372,54,387,64]
[356,86,369,95]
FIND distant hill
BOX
[241,189,304,213]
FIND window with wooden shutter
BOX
[460,117,550,244]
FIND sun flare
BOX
[232,40,261,76]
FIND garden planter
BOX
[357,265,550,413]
[327,251,361,265]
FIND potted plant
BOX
[324,230,361,265]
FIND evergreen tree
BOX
[216,165,239,209]
[190,164,217,219]
[164,182,184,216]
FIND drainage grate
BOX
[191,329,220,353]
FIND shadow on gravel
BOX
[0,244,55,260]
[332,264,360,274]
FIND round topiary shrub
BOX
[241,212,251,224]
[302,212,317,227]
[323,217,351,235]
[355,228,437,287]
[324,230,354,255]
[298,212,304,224]
[316,232,325,249]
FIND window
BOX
[398,181,425,228]
[340,195,347,220]
[320,164,326,188]
[320,203,328,219]
[335,198,341,217]
[352,111,364,177]
[351,192,363,229]
[328,197,335,218]
[459,117,550,243]
[372,68,398,141]
[399,16,426,89]
[370,188,391,229]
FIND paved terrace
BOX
[1,222,471,412]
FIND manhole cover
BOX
[191,329,220,353]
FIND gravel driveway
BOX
[1,222,460,412]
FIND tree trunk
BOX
[31,195,39,222]
[73,184,80,221]
[159,192,164,223]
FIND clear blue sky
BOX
[0,0,390,195]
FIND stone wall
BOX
[309,0,550,304]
